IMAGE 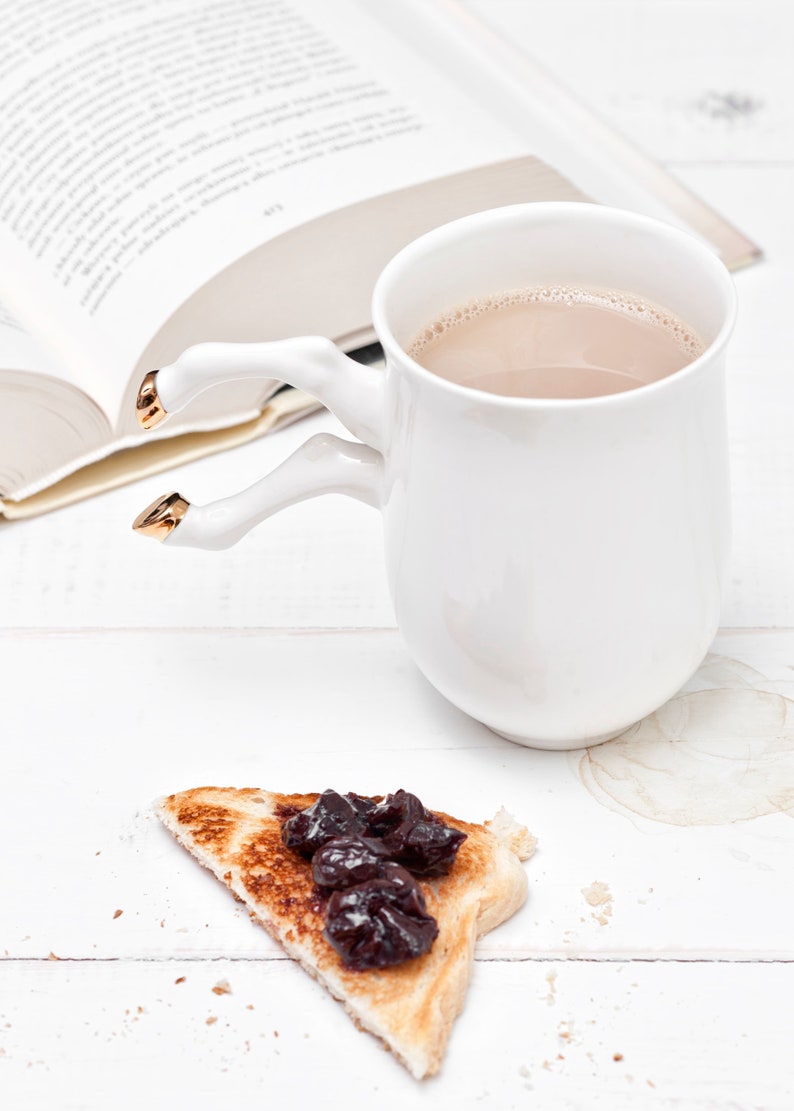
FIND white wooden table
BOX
[2,2,792,1107]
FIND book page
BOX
[0,295,111,500]
[0,295,71,379]
[0,0,528,426]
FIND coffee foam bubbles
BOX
[407,285,704,362]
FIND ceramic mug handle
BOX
[131,338,385,547]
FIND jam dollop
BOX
[280,789,467,970]
[324,862,439,970]
[281,789,373,855]
[311,834,390,889]
[282,788,466,877]
[368,789,468,877]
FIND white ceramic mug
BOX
[133,202,736,750]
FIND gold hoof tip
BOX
[136,370,168,429]
[132,491,190,541]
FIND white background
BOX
[1,1,792,1108]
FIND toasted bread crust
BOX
[156,786,531,1078]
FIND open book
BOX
[0,0,759,519]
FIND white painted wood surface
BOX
[2,2,793,1108]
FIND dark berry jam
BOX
[281,789,368,855]
[324,863,439,970]
[311,835,390,889]
[279,789,466,970]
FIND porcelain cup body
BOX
[368,203,735,748]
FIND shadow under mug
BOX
[133,202,737,750]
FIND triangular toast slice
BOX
[156,786,535,1078]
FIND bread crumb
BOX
[206,1016,217,1026]
[558,1019,574,1042]
[47,952,60,961]
[582,881,611,907]
[545,970,557,1005]
[212,980,231,996]
[613,1052,624,1062]
[485,808,537,860]
[113,909,123,920]
[582,881,613,925]
[175,976,186,985]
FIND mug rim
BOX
[371,201,737,410]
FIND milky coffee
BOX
[407,286,703,400]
